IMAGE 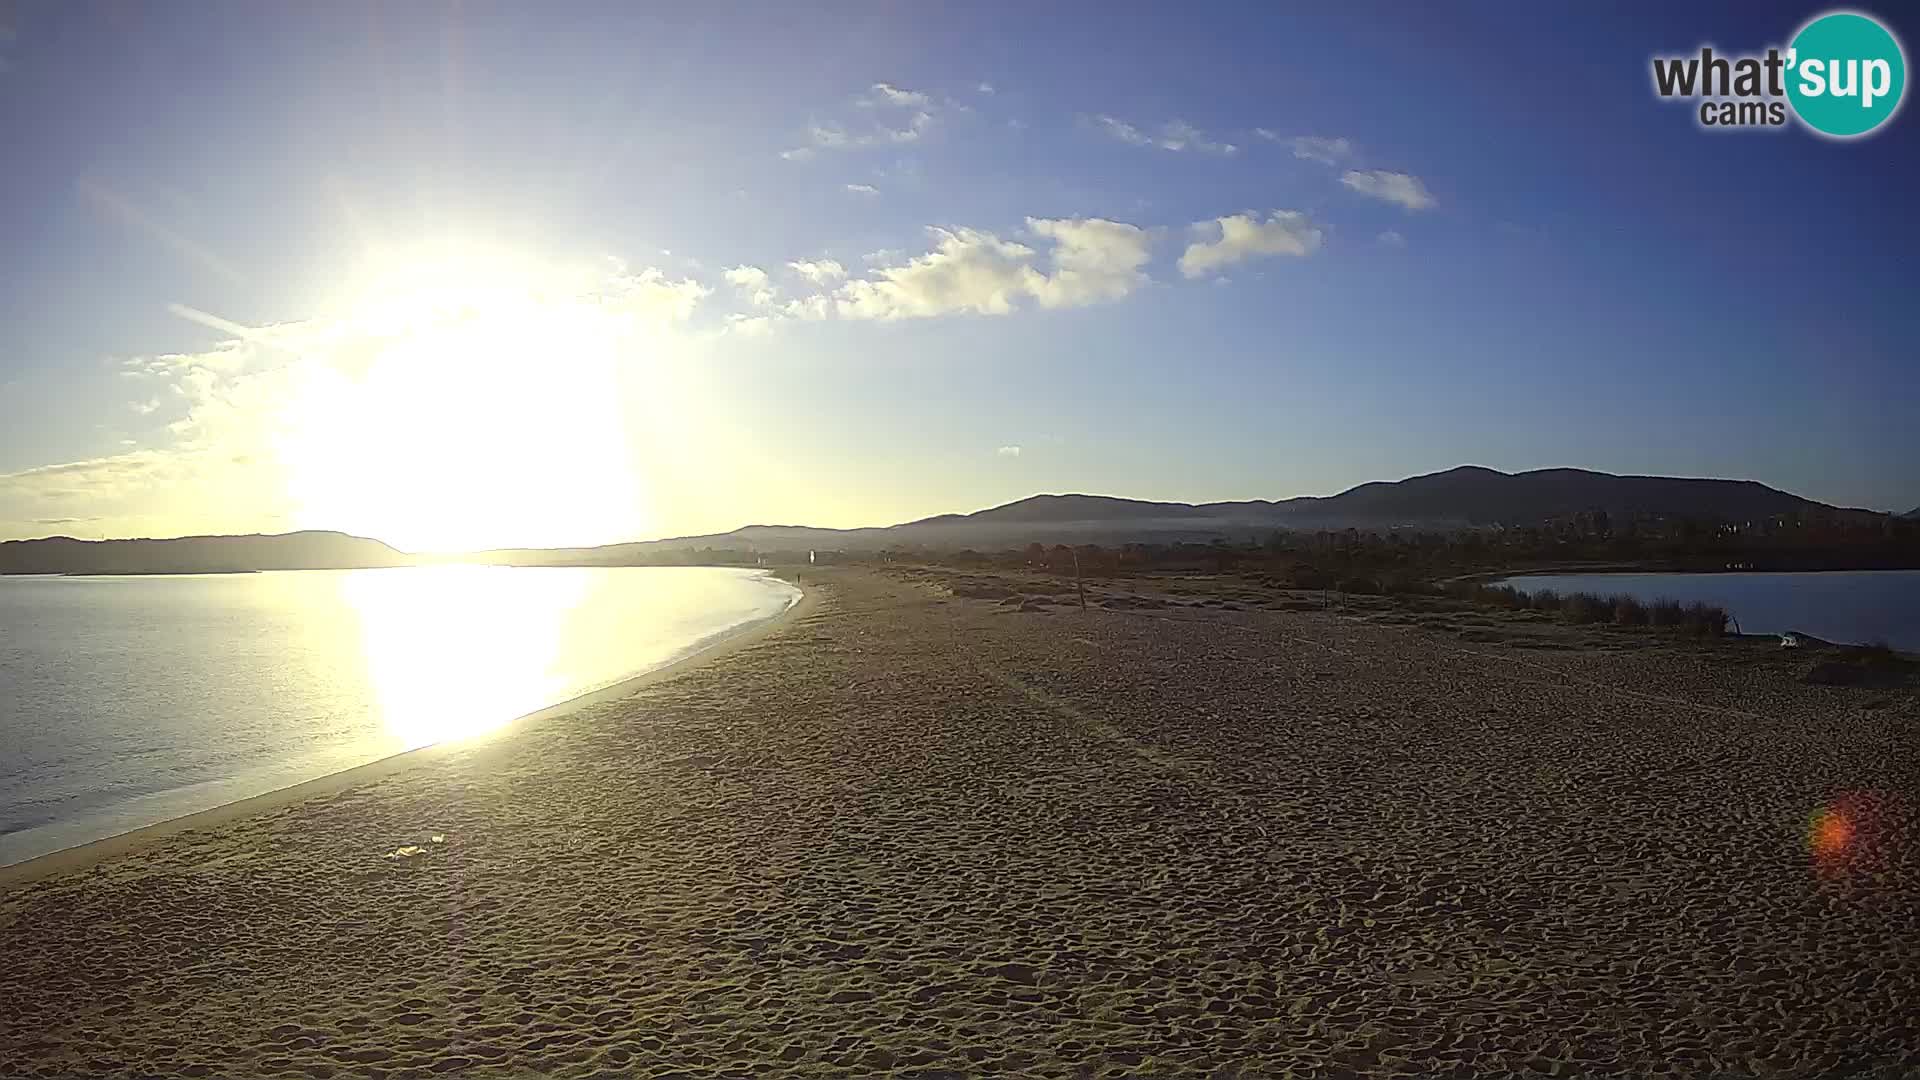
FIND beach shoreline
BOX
[4,568,1915,1077]
[0,572,813,891]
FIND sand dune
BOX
[3,570,1917,1077]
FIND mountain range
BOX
[0,531,408,576]
[583,465,1862,556]
[0,466,1879,575]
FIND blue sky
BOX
[2,2,1915,547]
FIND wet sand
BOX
[3,569,1916,1077]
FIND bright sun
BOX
[271,244,666,552]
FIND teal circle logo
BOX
[1787,11,1907,138]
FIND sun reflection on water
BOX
[338,565,589,750]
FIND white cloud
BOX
[1095,115,1151,146]
[844,183,879,195]
[1377,230,1407,248]
[889,113,934,143]
[1178,211,1323,278]
[723,265,769,289]
[1287,135,1355,165]
[602,264,713,322]
[1341,169,1436,211]
[977,82,996,94]
[726,314,776,338]
[997,445,1022,457]
[834,218,1152,321]
[835,228,1037,320]
[1158,119,1237,155]
[780,295,833,321]
[864,82,930,108]
[1093,115,1236,155]
[779,147,816,162]
[1024,218,1151,308]
[787,259,848,286]
[722,265,777,306]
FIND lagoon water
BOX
[1495,570,1920,651]
[0,566,798,866]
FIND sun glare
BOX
[340,564,585,749]
[272,243,667,552]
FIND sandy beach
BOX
[3,568,1917,1078]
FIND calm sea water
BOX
[0,566,798,865]
[1495,570,1920,650]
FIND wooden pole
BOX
[1072,548,1088,613]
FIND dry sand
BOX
[3,569,1917,1078]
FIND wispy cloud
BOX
[784,82,941,158]
[862,82,929,108]
[1284,135,1356,165]
[798,113,931,153]
[1178,211,1323,278]
[1092,115,1237,155]
[78,178,245,285]
[844,183,879,195]
[1094,115,1150,146]
[997,445,1022,457]
[1341,169,1436,211]
[1377,229,1407,248]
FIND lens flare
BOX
[1808,807,1854,857]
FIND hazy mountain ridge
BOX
[0,466,1880,573]
[0,531,408,576]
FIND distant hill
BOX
[512,466,1864,556]
[915,465,1845,538]
[0,531,410,576]
[0,467,1872,572]
[1240,465,1841,529]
